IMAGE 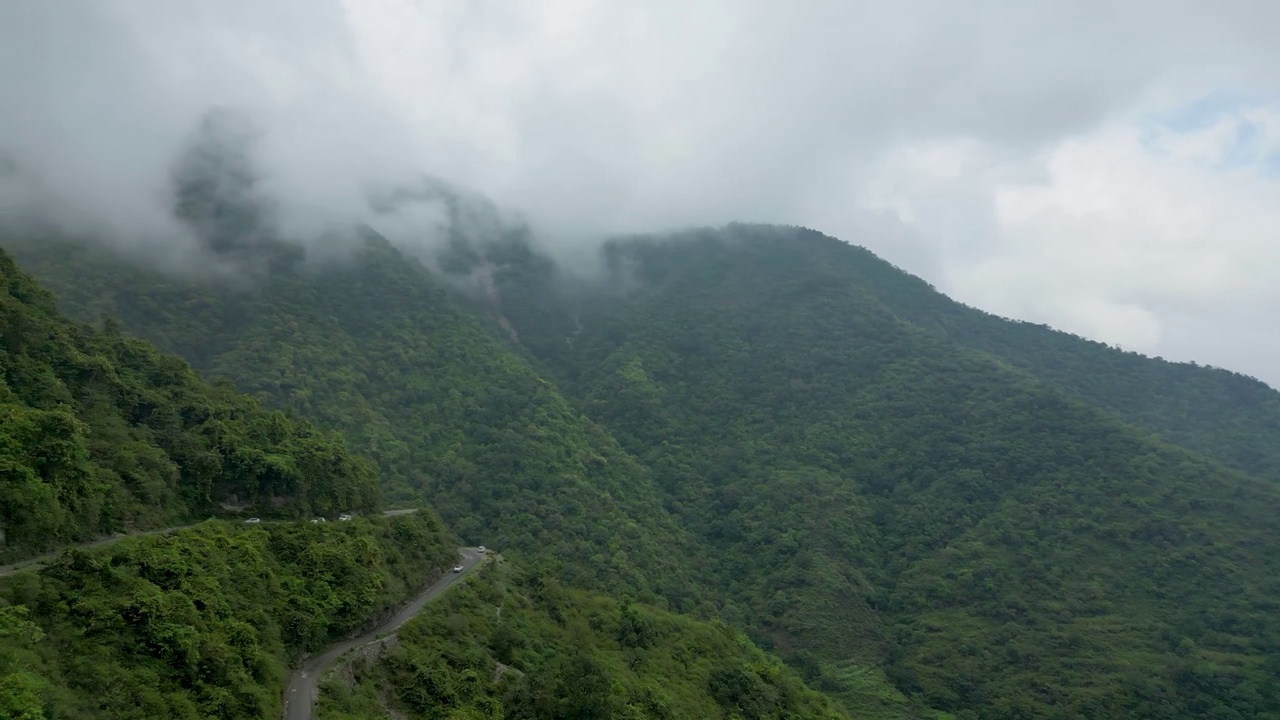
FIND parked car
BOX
[452,564,464,573]
[338,514,352,522]
[245,518,261,524]
[310,517,326,524]
[477,545,486,554]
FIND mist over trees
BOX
[168,107,303,275]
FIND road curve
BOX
[0,523,202,578]
[0,509,420,579]
[282,546,484,720]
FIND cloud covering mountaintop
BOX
[3,0,1280,386]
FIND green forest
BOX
[0,248,381,561]
[506,226,1280,718]
[5,218,1280,719]
[0,244,858,720]
[319,557,847,720]
[0,511,456,718]
[8,238,699,607]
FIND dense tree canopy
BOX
[0,248,380,561]
[0,511,457,719]
[7,236,702,607]
[320,558,846,720]
[496,225,1280,719]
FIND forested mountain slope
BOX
[6,236,704,610]
[682,225,1280,481]
[9,224,1280,719]
[0,245,862,720]
[490,225,1280,718]
[320,558,848,720]
[495,224,1280,485]
[0,247,380,561]
[7,232,937,718]
[816,226,1280,482]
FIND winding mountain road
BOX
[282,546,485,720]
[0,508,422,578]
[0,523,203,578]
[0,508,470,720]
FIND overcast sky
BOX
[3,0,1280,388]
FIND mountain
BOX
[0,244,852,720]
[0,247,380,561]
[492,224,1280,718]
[5,235,705,610]
[732,226,1280,482]
[485,224,1280,718]
[494,223,1280,485]
[7,223,1280,719]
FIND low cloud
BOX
[3,0,1280,385]
[860,104,1280,384]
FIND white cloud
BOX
[859,101,1280,384]
[4,0,1280,386]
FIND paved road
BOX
[0,509,420,578]
[282,546,484,720]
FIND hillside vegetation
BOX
[0,239,868,720]
[0,511,457,720]
[6,236,703,609]
[739,226,1280,483]
[8,223,1280,719]
[319,557,849,720]
[495,225,1280,718]
[0,247,380,561]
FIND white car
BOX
[337,514,352,522]
[452,564,464,573]
[477,546,486,554]
[245,518,261,524]
[310,517,326,524]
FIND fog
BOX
[4,0,1280,385]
